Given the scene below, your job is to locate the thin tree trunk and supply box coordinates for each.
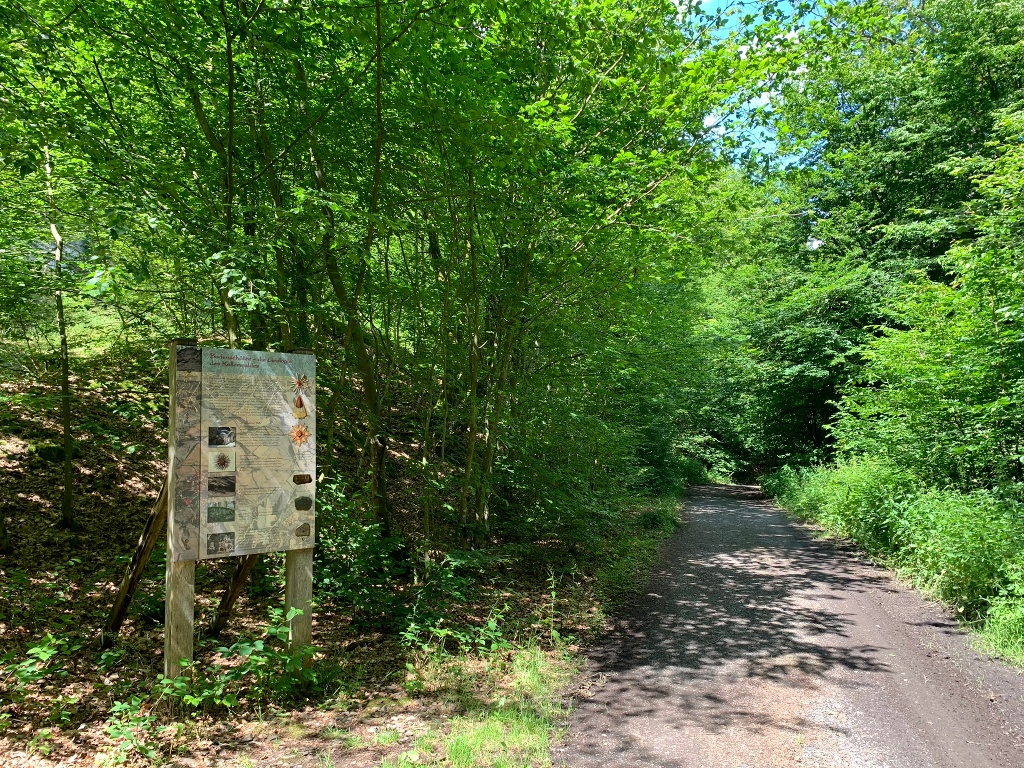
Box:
[43,145,77,532]
[323,362,349,478]
[472,247,530,543]
[357,0,393,535]
[460,239,481,539]
[186,15,239,347]
[474,329,514,542]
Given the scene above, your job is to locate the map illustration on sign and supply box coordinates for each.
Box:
[169,347,316,561]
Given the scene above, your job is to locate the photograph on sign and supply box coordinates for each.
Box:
[207,532,235,556]
[207,499,235,523]
[208,448,236,472]
[209,427,236,447]
[208,475,236,494]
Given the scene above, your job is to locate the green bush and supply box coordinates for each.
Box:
[894,490,1023,618]
[157,607,318,712]
[313,483,411,624]
[982,553,1024,663]
[763,459,916,555]
[759,466,801,506]
[676,457,710,487]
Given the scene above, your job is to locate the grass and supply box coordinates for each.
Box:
[374,728,402,746]
[594,494,680,609]
[445,646,569,767]
[377,643,575,768]
[981,598,1024,665]
[322,727,363,748]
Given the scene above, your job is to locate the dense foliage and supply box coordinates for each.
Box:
[698,0,1024,661]
[1,0,742,545]
[5,1,1024,764]
[0,0,807,611]
[0,2,809,759]
[4,0,1024,737]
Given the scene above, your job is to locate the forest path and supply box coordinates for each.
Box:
[553,485,1024,768]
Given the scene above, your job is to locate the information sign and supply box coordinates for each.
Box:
[169,346,316,561]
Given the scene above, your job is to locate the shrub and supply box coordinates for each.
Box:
[676,457,710,487]
[759,466,801,505]
[894,490,1023,618]
[157,607,318,712]
[982,553,1024,664]
[764,459,916,555]
[313,483,411,624]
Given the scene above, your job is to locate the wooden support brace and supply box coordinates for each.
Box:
[209,553,260,637]
[101,482,168,648]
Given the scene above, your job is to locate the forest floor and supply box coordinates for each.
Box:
[553,485,1024,768]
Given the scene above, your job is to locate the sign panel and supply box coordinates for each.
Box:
[169,346,316,561]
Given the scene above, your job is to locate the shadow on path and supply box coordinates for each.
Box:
[556,484,895,767]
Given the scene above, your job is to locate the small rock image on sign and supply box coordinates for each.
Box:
[208,475,236,494]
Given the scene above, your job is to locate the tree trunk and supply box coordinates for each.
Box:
[459,239,481,542]
[43,145,77,532]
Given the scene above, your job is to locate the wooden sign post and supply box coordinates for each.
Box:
[165,341,316,678]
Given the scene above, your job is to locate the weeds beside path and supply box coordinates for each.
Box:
[763,461,1024,665]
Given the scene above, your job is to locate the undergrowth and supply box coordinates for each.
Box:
[0,493,681,765]
[594,495,680,609]
[763,459,1024,664]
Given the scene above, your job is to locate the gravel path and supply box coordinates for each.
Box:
[553,485,1024,768]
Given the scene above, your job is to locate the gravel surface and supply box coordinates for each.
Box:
[553,485,1024,768]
